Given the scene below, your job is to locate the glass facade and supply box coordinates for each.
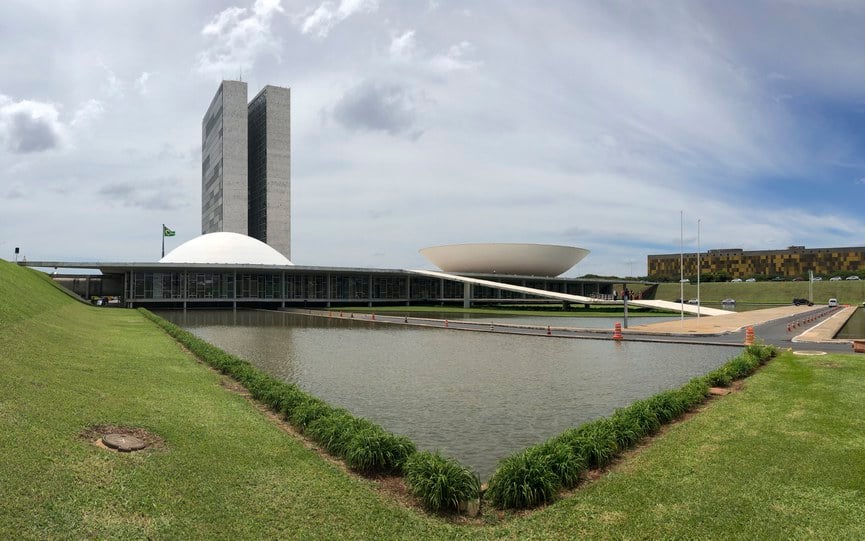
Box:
[122,268,618,307]
[247,90,268,242]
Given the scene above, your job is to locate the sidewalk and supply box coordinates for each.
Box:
[626,305,820,335]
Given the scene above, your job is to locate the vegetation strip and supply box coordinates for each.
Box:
[486,343,778,509]
[138,308,481,512]
[3,260,865,537]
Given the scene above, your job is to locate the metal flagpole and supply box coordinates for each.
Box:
[680,211,684,323]
[162,224,165,258]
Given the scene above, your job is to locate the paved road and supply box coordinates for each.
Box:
[288,306,860,354]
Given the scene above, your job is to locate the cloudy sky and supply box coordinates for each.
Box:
[1,0,863,276]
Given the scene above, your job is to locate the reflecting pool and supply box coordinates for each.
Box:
[836,308,865,339]
[161,309,739,479]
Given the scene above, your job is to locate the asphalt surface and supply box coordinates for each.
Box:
[289,306,861,354]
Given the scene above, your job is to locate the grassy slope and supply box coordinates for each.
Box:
[2,259,864,539]
[0,261,446,539]
[656,280,865,305]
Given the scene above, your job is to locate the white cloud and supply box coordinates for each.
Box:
[100,61,124,98]
[197,0,284,76]
[389,30,416,60]
[135,72,152,95]
[71,99,105,127]
[429,40,480,72]
[0,95,64,153]
[299,0,378,38]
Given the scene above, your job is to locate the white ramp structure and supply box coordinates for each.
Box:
[409,269,733,316]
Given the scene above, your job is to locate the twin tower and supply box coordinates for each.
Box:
[202,80,291,259]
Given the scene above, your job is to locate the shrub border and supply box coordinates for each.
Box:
[138,308,480,512]
[140,308,776,513]
[486,343,778,509]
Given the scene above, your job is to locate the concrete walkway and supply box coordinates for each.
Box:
[627,305,820,335]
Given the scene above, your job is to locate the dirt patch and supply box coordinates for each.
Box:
[81,424,165,452]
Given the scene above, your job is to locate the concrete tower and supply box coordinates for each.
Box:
[201,81,290,259]
[247,85,291,259]
[201,80,248,235]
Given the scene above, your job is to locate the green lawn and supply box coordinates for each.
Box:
[656,280,865,306]
[2,259,864,539]
[330,304,670,317]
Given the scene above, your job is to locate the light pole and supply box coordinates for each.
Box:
[697,218,701,318]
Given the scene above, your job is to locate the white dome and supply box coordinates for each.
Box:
[420,243,589,277]
[160,232,293,266]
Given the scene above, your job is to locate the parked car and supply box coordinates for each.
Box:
[721,298,736,304]
[679,278,690,283]
[745,278,756,282]
[813,276,823,281]
[731,278,742,283]
[846,275,860,280]
[688,299,700,305]
[828,298,838,307]
[830,276,842,281]
[792,298,813,306]
[771,276,784,281]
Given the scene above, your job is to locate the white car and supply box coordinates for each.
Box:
[745,278,756,282]
[828,298,838,307]
[731,278,742,283]
[813,277,823,281]
[830,277,842,281]
[846,276,860,280]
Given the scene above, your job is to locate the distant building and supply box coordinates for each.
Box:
[202,81,291,258]
[647,245,865,280]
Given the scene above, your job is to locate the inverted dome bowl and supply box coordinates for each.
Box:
[419,243,589,277]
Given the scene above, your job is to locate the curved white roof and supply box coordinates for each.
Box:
[420,243,589,277]
[160,232,293,266]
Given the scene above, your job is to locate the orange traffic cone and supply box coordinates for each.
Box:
[744,326,755,345]
[613,322,623,341]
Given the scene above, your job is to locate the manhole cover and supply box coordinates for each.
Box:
[102,433,148,452]
[793,350,827,356]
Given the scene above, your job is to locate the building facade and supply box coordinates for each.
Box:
[202,81,291,258]
[647,245,865,280]
[202,80,248,235]
[247,85,291,259]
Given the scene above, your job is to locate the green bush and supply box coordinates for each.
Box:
[288,397,333,431]
[625,400,662,435]
[306,411,373,456]
[485,343,778,510]
[138,308,421,476]
[560,420,619,469]
[344,428,416,473]
[537,440,585,488]
[486,447,560,509]
[405,451,481,512]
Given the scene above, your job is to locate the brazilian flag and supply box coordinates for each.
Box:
[163,225,176,237]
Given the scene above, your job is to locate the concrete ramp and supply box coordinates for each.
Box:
[409,270,733,316]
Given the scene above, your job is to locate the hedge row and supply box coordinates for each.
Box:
[139,309,481,512]
[486,343,778,509]
[139,309,415,473]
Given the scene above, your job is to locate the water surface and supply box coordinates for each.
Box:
[163,309,738,479]
[836,308,865,339]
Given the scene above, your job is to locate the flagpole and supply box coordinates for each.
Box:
[680,211,684,324]
[162,224,165,259]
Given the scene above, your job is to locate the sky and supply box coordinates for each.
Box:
[1,0,864,277]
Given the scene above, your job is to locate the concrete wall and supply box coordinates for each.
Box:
[202,80,248,235]
[264,85,291,260]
